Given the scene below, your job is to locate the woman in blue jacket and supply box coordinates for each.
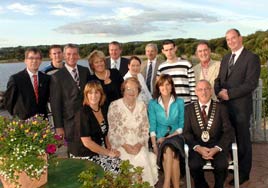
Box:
[148,74,184,188]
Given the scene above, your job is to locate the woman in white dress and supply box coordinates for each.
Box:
[123,56,152,104]
[108,77,158,186]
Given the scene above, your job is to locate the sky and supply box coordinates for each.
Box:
[0,0,268,48]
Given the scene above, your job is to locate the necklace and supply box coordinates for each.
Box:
[90,106,100,112]
[123,100,135,110]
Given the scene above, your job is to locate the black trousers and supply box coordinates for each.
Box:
[229,109,252,180]
[189,150,228,188]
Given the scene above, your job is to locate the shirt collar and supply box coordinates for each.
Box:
[198,100,211,108]
[65,63,78,72]
[26,68,38,77]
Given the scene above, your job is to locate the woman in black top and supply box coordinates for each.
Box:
[88,50,124,105]
[71,81,121,173]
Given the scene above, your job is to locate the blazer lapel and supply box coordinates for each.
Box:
[23,69,37,103]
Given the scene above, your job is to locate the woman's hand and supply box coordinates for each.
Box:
[157,137,165,145]
[108,148,120,158]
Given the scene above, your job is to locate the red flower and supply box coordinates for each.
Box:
[46,144,57,154]
[54,134,62,141]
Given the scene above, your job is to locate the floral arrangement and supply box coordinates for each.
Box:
[0,115,62,186]
[78,160,151,188]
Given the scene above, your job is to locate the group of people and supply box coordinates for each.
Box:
[4,28,261,188]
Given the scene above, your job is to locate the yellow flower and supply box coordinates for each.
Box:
[42,134,47,139]
[32,121,37,125]
[33,133,38,139]
[25,129,30,133]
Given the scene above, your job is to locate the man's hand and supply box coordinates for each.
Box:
[218,89,229,101]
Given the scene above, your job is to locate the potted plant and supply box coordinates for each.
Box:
[0,115,62,188]
[78,160,151,188]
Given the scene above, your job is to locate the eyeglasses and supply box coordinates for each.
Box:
[196,88,211,92]
[125,87,138,93]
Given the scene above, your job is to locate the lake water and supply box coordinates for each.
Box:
[0,60,88,91]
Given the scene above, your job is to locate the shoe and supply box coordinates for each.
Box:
[229,176,249,185]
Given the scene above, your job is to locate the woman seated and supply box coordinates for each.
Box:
[123,56,152,104]
[148,74,185,188]
[108,77,158,186]
[70,81,121,173]
[88,50,124,105]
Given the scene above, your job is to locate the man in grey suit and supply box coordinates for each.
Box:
[106,41,129,77]
[214,28,261,185]
[141,43,162,95]
[50,44,91,156]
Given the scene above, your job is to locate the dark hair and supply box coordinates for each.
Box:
[49,45,62,54]
[24,47,42,59]
[109,41,122,49]
[128,56,142,65]
[121,77,141,95]
[226,28,241,36]
[162,39,176,48]
[153,74,176,99]
[196,40,210,51]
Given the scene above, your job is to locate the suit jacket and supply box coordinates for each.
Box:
[183,101,234,152]
[106,57,129,77]
[141,58,162,94]
[193,60,220,100]
[50,65,90,145]
[214,48,261,116]
[4,69,50,120]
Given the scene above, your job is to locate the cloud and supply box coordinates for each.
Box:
[49,4,83,17]
[54,8,218,36]
[7,3,37,15]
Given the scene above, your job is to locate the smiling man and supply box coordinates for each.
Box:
[193,41,220,100]
[4,47,50,120]
[214,28,261,185]
[184,80,234,188]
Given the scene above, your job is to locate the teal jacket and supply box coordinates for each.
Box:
[148,97,184,139]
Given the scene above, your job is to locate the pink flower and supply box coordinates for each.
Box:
[54,134,62,141]
[46,144,57,154]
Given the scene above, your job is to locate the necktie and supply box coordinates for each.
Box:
[146,62,152,92]
[201,105,207,124]
[228,54,236,76]
[72,68,80,87]
[33,75,38,103]
[112,60,117,69]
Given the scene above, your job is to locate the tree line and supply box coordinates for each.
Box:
[0,30,268,65]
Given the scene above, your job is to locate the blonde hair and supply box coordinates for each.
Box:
[83,81,106,106]
[87,50,106,72]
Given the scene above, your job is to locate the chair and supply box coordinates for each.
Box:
[184,143,239,188]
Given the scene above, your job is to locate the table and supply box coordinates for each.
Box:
[0,158,104,188]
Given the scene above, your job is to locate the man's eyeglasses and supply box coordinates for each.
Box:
[26,57,41,60]
[196,88,211,92]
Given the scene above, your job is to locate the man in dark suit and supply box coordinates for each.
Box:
[50,44,91,156]
[184,80,234,188]
[141,43,162,95]
[214,28,261,185]
[5,48,50,120]
[106,41,129,76]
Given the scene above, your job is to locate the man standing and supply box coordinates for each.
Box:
[106,41,129,76]
[5,48,50,120]
[141,43,162,95]
[214,28,261,185]
[50,44,91,156]
[193,41,220,100]
[184,80,234,188]
[42,44,64,75]
[157,39,196,104]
